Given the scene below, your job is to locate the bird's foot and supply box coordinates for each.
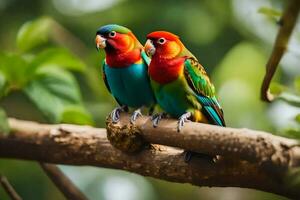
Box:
[110,106,127,123]
[151,113,166,128]
[177,112,191,132]
[130,108,142,124]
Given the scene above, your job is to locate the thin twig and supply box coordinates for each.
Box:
[261,0,300,102]
[0,175,22,200]
[40,163,88,200]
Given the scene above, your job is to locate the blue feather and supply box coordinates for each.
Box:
[103,61,155,108]
[196,95,225,126]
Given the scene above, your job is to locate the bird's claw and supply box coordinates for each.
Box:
[110,106,126,123]
[151,113,165,128]
[130,109,142,124]
[177,112,191,132]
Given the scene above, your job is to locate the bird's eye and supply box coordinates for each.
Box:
[157,38,166,44]
[108,31,116,38]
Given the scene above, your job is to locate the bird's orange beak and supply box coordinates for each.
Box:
[144,39,156,57]
[95,35,107,51]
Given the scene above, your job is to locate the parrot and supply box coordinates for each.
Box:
[95,24,155,123]
[144,31,225,161]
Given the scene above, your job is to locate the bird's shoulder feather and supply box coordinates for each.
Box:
[183,57,225,126]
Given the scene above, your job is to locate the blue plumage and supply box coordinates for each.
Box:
[96,24,155,123]
[96,24,131,35]
[196,95,225,126]
[103,53,155,107]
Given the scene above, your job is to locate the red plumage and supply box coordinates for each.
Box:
[147,31,180,41]
[147,31,185,84]
[148,57,185,84]
[105,32,141,67]
[106,49,141,67]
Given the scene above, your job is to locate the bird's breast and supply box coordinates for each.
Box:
[105,49,141,67]
[149,57,185,84]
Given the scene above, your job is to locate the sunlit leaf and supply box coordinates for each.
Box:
[258,7,281,18]
[17,16,53,52]
[61,106,94,125]
[269,82,287,96]
[24,67,90,123]
[0,108,10,135]
[295,114,300,124]
[294,77,300,92]
[30,48,86,72]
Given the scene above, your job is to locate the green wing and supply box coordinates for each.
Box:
[184,57,225,126]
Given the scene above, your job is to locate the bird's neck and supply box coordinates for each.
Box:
[106,48,142,68]
[149,56,186,84]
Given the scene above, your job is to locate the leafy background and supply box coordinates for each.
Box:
[0,0,299,199]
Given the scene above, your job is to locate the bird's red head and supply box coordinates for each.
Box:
[95,24,141,54]
[96,32,137,54]
[145,31,184,59]
[95,24,142,67]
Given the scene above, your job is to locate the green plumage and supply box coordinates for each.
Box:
[151,57,225,126]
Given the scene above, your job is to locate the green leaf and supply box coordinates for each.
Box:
[0,53,32,90]
[283,128,300,140]
[0,108,10,135]
[294,77,300,92]
[258,7,281,18]
[0,72,8,98]
[278,92,300,107]
[295,114,300,124]
[269,82,287,96]
[24,67,91,123]
[61,106,94,125]
[30,48,86,72]
[17,17,53,52]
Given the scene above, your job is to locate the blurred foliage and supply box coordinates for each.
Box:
[0,108,9,135]
[213,42,270,129]
[17,16,53,52]
[0,0,299,199]
[0,17,93,125]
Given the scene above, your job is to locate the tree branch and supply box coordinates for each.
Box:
[107,115,300,171]
[0,175,22,200]
[261,0,300,102]
[39,163,88,200]
[0,116,300,199]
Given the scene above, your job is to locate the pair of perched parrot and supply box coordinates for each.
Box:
[95,24,225,161]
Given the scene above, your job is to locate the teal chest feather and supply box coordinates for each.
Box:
[104,62,155,108]
[152,78,190,118]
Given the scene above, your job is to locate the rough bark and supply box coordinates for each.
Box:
[107,115,300,172]
[0,117,300,199]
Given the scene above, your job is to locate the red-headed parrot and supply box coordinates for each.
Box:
[145,31,225,160]
[96,24,155,123]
